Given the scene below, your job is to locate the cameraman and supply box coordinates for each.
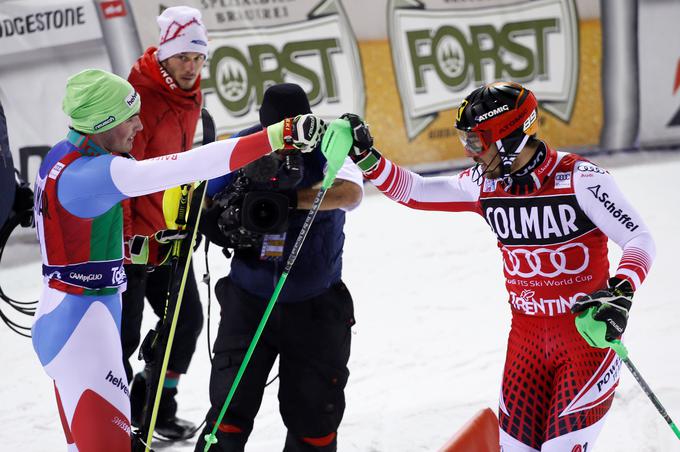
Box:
[196,83,363,452]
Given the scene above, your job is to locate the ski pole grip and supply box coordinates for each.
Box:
[174,184,191,227]
[320,118,353,190]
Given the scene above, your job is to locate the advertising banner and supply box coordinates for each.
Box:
[0,0,111,184]
[638,0,680,147]
[388,0,579,140]
[128,0,364,140]
[6,0,677,178]
[0,0,102,57]
[367,0,603,166]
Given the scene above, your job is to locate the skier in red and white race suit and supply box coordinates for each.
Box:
[343,82,655,451]
[31,68,324,452]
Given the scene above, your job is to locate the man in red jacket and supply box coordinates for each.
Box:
[121,5,208,440]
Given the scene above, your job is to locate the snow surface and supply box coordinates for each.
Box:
[1,152,679,452]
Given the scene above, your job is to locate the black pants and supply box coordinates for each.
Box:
[195,277,355,452]
[121,263,203,382]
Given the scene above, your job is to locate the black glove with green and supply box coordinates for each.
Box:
[571,277,634,346]
[341,113,382,172]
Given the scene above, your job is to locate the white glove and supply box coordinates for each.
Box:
[290,114,327,151]
[267,114,327,153]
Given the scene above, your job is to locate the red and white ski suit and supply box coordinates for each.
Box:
[362,145,655,451]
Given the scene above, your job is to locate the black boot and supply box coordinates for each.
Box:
[155,386,197,441]
[130,372,197,441]
[129,372,147,428]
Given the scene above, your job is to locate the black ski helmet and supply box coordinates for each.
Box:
[455,81,538,163]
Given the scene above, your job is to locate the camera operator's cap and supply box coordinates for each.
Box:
[62,69,141,134]
[157,6,209,62]
[259,83,312,127]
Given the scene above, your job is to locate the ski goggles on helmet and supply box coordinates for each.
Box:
[457,129,492,156]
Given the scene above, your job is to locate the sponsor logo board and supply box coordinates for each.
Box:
[388,0,579,139]
[0,1,102,57]
[198,0,365,138]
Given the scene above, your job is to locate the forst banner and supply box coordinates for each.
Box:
[638,0,680,147]
[0,0,608,176]
[128,0,364,141]
[388,0,579,139]
[377,0,601,166]
[128,0,599,166]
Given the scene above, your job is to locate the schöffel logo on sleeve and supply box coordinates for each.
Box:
[586,184,639,231]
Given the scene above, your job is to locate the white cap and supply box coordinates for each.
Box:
[156,6,208,62]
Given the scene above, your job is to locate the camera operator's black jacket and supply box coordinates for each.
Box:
[0,101,16,228]
[206,125,347,303]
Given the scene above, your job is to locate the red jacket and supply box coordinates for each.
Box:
[124,47,202,262]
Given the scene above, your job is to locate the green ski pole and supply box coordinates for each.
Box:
[576,308,680,440]
[203,118,354,451]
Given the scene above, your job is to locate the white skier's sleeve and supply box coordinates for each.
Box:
[59,130,274,218]
[362,155,481,213]
[573,161,656,290]
[110,132,272,197]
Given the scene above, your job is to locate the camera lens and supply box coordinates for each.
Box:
[242,192,289,234]
[249,198,280,230]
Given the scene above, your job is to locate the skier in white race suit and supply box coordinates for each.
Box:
[31,68,324,452]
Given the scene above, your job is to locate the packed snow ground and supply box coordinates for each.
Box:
[1,152,679,451]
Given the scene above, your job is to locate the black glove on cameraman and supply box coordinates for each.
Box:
[341,113,382,172]
[571,277,634,342]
